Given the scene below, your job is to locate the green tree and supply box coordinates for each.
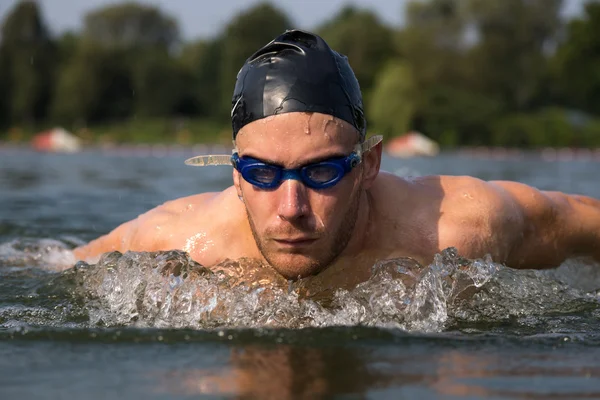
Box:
[0,47,9,129]
[400,0,487,144]
[368,60,416,139]
[401,0,470,89]
[52,2,185,125]
[82,1,179,50]
[491,108,574,148]
[317,6,396,98]
[52,45,134,124]
[414,86,502,146]
[219,3,292,118]
[0,0,56,127]
[178,39,224,117]
[552,1,600,115]
[132,49,187,116]
[466,0,563,111]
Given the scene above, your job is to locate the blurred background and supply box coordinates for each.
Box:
[0,0,599,150]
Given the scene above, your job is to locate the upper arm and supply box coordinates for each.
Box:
[492,181,600,268]
[72,218,137,263]
[437,177,524,262]
[73,206,175,263]
[72,192,223,264]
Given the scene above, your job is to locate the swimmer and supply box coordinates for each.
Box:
[74,30,600,284]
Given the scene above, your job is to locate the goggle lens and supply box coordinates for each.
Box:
[302,163,343,185]
[245,165,279,186]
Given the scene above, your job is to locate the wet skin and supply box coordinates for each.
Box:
[74,112,600,285]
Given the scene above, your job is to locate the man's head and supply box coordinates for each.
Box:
[230,30,381,279]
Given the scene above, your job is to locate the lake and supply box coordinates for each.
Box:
[2,145,600,399]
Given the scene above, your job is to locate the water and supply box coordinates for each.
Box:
[2,147,600,399]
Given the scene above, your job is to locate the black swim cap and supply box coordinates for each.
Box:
[231,30,366,141]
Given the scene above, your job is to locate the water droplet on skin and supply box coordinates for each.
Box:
[321,115,335,136]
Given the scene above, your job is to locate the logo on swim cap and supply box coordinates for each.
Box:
[231,30,366,141]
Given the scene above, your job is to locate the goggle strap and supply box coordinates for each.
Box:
[184,154,232,167]
[184,134,383,167]
[356,135,383,158]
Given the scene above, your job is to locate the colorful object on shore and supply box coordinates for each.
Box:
[31,127,81,153]
[386,132,439,158]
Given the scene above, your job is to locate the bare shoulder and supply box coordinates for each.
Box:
[437,175,516,208]
[131,187,242,246]
[143,191,224,223]
[377,174,524,261]
[371,172,510,213]
[74,187,243,262]
[370,172,600,267]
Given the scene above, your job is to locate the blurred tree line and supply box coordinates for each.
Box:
[1,0,599,147]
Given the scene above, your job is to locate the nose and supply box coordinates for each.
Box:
[277,179,310,221]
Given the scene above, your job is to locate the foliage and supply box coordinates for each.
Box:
[82,1,179,49]
[318,6,397,98]
[401,0,470,90]
[466,0,563,111]
[51,45,135,124]
[368,60,416,139]
[414,86,503,146]
[0,0,57,128]
[552,2,600,115]
[1,0,600,147]
[491,108,600,148]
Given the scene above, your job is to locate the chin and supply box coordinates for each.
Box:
[266,252,327,280]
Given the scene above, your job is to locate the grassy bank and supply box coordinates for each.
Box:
[3,118,232,145]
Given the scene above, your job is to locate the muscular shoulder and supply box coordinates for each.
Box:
[434,176,524,259]
[370,173,508,220]
[74,187,244,263]
[437,175,512,212]
[143,191,221,223]
[382,175,522,261]
[130,187,241,246]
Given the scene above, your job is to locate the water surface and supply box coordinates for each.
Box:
[2,147,600,399]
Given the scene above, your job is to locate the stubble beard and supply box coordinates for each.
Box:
[245,184,363,280]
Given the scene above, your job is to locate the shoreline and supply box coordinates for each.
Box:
[2,141,600,162]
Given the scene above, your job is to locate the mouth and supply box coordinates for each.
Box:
[273,237,318,248]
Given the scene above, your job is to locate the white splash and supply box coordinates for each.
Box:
[0,238,76,271]
[73,247,502,332]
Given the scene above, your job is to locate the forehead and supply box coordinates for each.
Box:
[235,112,359,162]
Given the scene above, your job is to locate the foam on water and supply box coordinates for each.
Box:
[1,239,599,332]
[0,238,77,271]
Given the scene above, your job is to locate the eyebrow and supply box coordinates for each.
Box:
[241,152,350,168]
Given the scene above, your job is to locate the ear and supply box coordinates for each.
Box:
[361,141,382,189]
[233,169,243,198]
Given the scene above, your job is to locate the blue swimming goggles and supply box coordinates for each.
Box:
[185,135,383,190]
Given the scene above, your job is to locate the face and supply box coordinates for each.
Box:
[233,112,375,279]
